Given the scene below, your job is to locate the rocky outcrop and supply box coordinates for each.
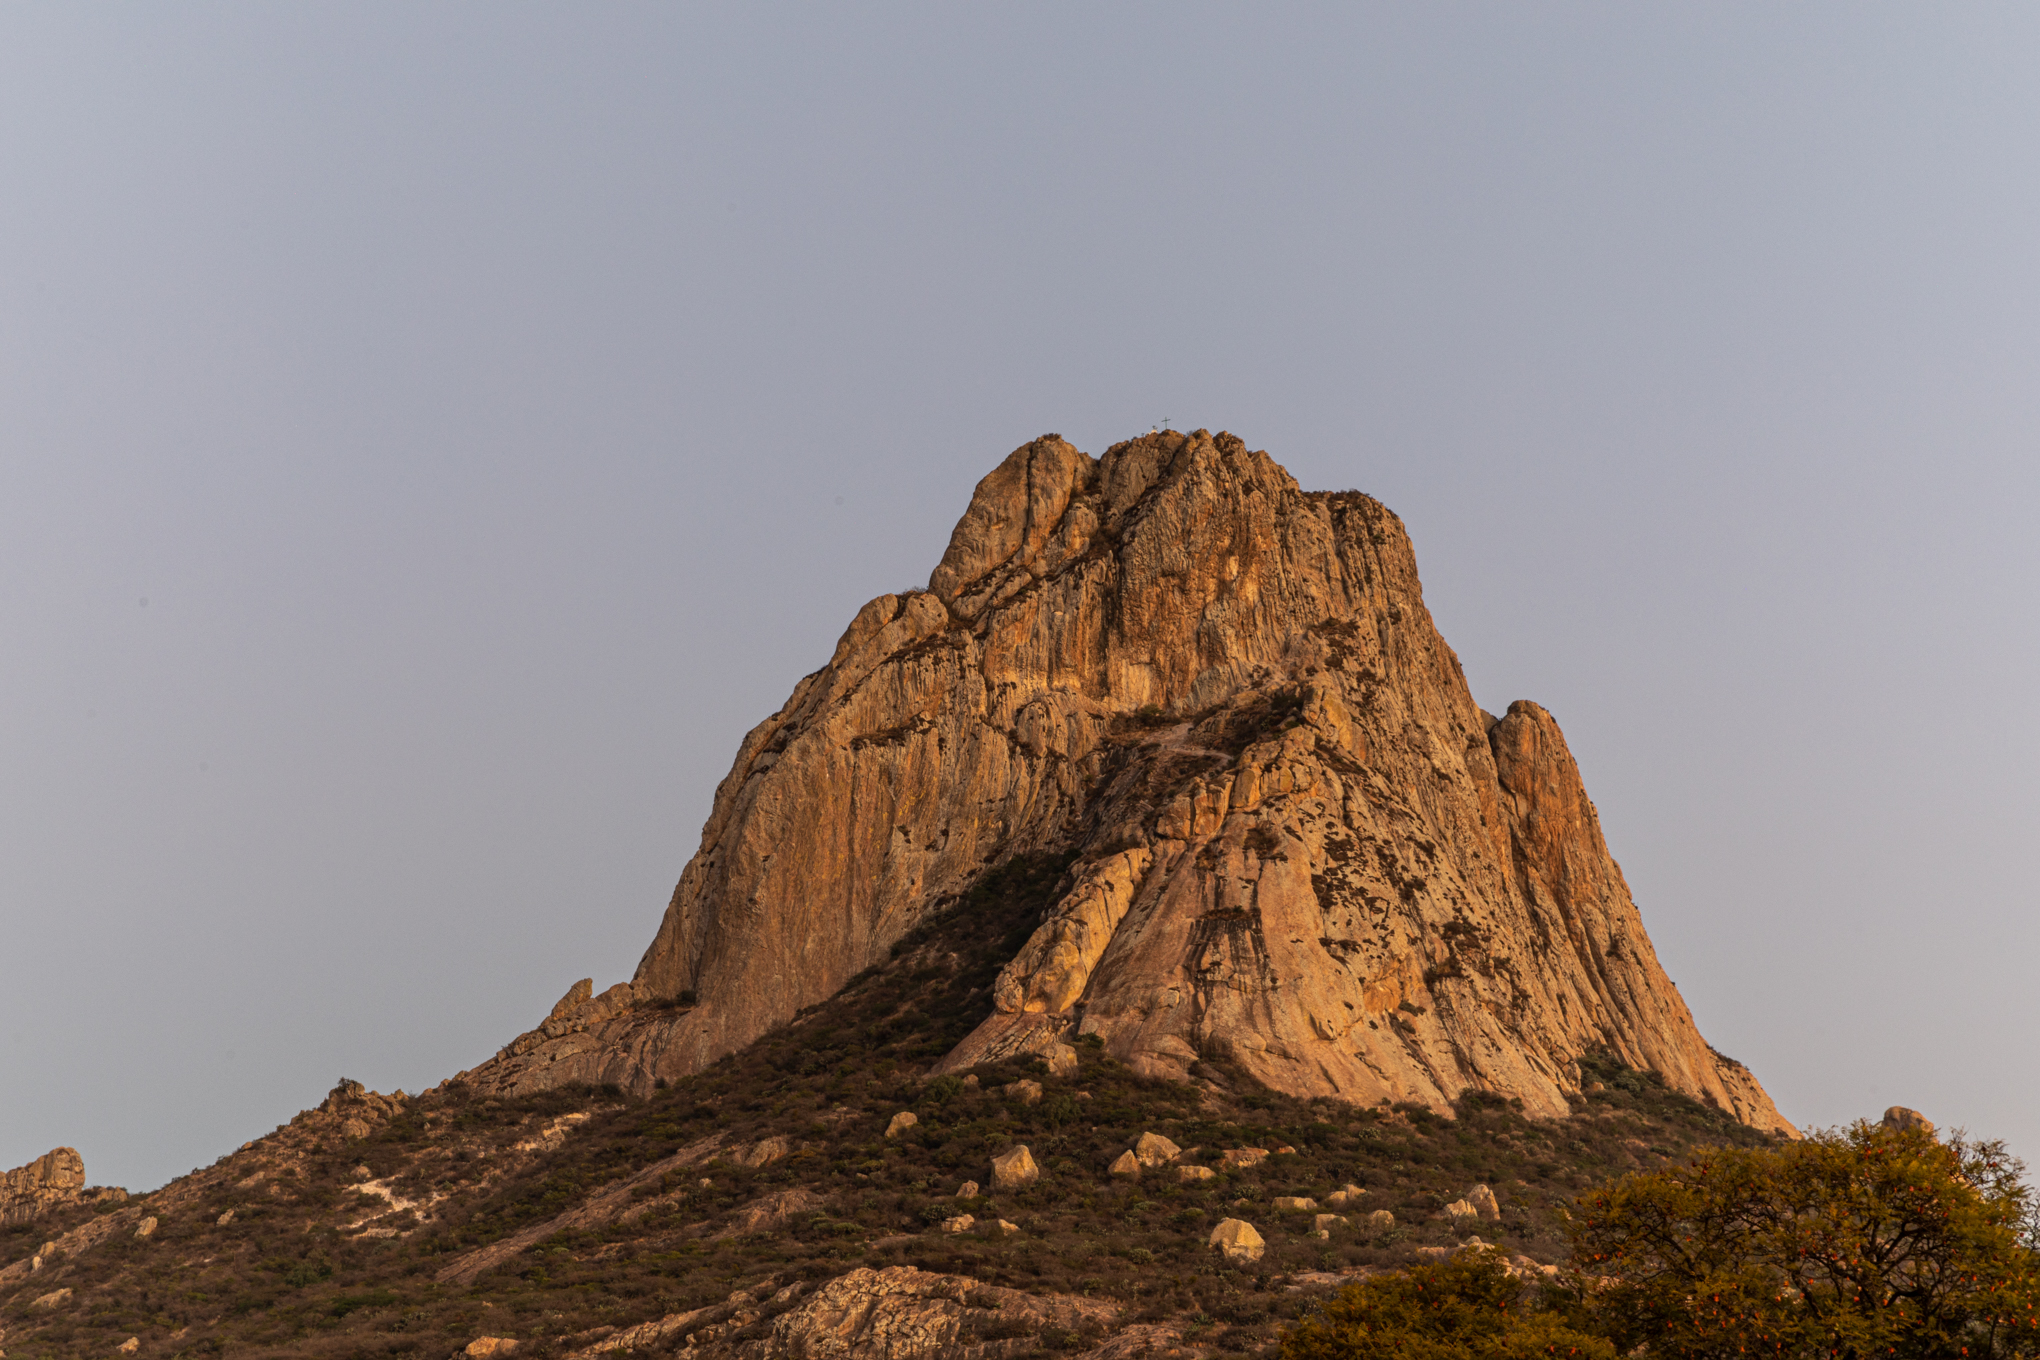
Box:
[0,1149,125,1226]
[472,429,1791,1134]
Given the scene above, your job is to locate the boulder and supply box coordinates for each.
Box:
[1314,1214,1346,1234]
[1443,1199,1479,1224]
[997,1220,1021,1235]
[941,1214,975,1234]
[216,1209,235,1226]
[30,1287,71,1309]
[1220,1148,1269,1170]
[730,1136,790,1169]
[1109,1151,1141,1179]
[1273,1196,1318,1212]
[956,1181,979,1199]
[465,1340,520,1358]
[991,1146,1039,1189]
[1326,1184,1366,1207]
[134,1216,157,1238]
[1883,1107,1935,1136]
[1177,1165,1218,1183]
[885,1112,918,1140]
[1003,1079,1043,1105]
[1367,1210,1396,1228]
[1208,1218,1265,1263]
[1468,1184,1500,1220]
[117,1339,140,1355]
[1133,1132,1182,1167]
[1044,1043,1079,1078]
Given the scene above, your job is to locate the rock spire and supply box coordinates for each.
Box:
[474,430,1792,1134]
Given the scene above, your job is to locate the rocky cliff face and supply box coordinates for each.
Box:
[475,430,1790,1135]
[1,1149,124,1227]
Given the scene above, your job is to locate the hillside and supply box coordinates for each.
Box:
[0,853,1774,1358]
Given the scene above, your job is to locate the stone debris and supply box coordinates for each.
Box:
[941,1214,975,1234]
[885,1112,919,1139]
[991,1145,1039,1189]
[1208,1218,1265,1263]
[1177,1164,1217,1183]
[1220,1148,1269,1170]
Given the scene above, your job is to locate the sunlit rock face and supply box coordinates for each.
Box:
[474,429,1792,1136]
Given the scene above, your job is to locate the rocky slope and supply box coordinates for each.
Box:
[0,852,1784,1359]
[475,429,1789,1136]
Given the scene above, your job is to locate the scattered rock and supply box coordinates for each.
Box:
[1133,1131,1182,1167]
[29,1288,70,1309]
[216,1209,235,1226]
[1326,1184,1367,1206]
[885,1112,919,1140]
[1208,1218,1265,1263]
[1274,1196,1318,1212]
[1313,1213,1346,1235]
[956,1181,979,1199]
[713,1188,826,1240]
[940,1214,975,1234]
[1274,1145,1298,1155]
[961,1075,979,1089]
[465,1339,520,1358]
[1109,1150,1141,1178]
[117,1339,140,1355]
[1468,1184,1500,1220]
[1220,1148,1269,1170]
[1443,1199,1479,1224]
[991,1145,1040,1189]
[1367,1210,1395,1228]
[1003,1079,1043,1105]
[134,1217,157,1239]
[1177,1165,1217,1183]
[1044,1043,1079,1078]
[997,1220,1020,1235]
[1883,1106,1935,1136]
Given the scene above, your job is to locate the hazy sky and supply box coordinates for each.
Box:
[4,5,2037,1193]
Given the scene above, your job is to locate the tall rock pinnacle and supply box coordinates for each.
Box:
[476,430,1792,1134]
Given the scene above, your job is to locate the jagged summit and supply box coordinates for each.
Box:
[474,429,1791,1135]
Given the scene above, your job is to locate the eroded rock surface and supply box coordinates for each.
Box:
[0,1149,124,1227]
[471,429,1791,1134]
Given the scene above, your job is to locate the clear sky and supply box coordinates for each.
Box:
[4,4,2037,1193]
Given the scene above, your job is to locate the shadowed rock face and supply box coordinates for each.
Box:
[474,430,1792,1135]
